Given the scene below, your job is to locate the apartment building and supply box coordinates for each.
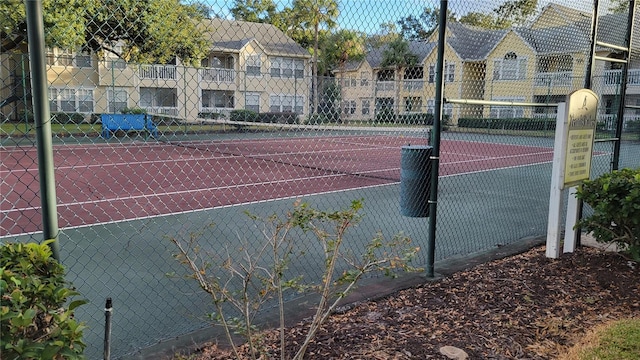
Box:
[0,18,312,122]
[335,3,640,126]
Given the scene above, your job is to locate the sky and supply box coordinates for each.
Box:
[203,0,616,35]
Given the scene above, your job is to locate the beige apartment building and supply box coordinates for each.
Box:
[1,18,312,123]
[334,3,640,126]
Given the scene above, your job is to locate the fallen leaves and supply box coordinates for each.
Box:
[187,246,639,359]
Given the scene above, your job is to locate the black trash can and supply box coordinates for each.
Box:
[400,145,432,217]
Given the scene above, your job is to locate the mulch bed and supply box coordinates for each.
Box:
[185,245,640,359]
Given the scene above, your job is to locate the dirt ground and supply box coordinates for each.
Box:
[182,244,640,359]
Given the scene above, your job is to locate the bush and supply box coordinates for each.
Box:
[197,112,224,120]
[121,107,147,115]
[257,112,298,124]
[375,108,396,123]
[230,109,258,122]
[626,119,640,140]
[458,117,556,131]
[1,241,87,359]
[576,168,640,261]
[51,112,97,124]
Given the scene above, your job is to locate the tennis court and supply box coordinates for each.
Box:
[1,129,556,236]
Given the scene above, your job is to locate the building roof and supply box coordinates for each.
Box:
[446,22,508,61]
[201,18,310,58]
[540,3,592,25]
[515,24,591,55]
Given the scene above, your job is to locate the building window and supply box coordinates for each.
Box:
[428,65,435,83]
[108,88,128,113]
[49,88,94,113]
[269,94,304,113]
[46,48,92,68]
[270,57,304,78]
[141,87,177,108]
[202,90,234,109]
[404,97,422,112]
[245,92,260,112]
[445,62,455,82]
[246,55,261,76]
[494,53,527,80]
[489,97,525,118]
[362,99,370,115]
[360,71,369,86]
[342,100,356,115]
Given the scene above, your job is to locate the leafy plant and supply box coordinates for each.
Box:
[170,199,420,359]
[576,168,640,261]
[1,240,87,359]
[121,107,148,115]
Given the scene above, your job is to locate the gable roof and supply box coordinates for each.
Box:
[342,41,437,71]
[515,23,591,54]
[446,22,508,61]
[201,18,310,58]
[539,3,592,25]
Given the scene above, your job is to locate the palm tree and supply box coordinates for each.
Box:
[380,35,418,122]
[292,0,339,114]
[325,30,365,121]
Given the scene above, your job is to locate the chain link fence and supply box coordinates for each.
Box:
[1,0,639,358]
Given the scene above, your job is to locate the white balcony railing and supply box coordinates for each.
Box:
[534,71,573,87]
[200,68,235,83]
[144,107,179,116]
[598,113,640,130]
[603,69,640,86]
[375,81,395,92]
[403,79,424,92]
[140,65,177,80]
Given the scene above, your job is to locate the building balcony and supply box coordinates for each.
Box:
[199,68,235,83]
[375,81,395,92]
[403,79,424,92]
[603,69,640,86]
[144,106,179,116]
[534,71,573,87]
[140,64,177,80]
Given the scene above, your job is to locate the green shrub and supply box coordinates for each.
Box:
[230,109,258,122]
[257,112,298,124]
[197,112,224,120]
[1,240,87,359]
[626,119,640,140]
[375,108,396,123]
[576,168,640,261]
[121,107,147,115]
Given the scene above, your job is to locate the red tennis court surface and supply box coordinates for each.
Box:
[1,135,554,236]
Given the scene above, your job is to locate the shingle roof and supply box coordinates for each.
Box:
[201,18,310,58]
[446,22,508,61]
[515,24,591,54]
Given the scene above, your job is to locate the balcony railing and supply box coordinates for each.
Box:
[534,71,573,87]
[403,79,424,92]
[375,81,395,92]
[144,107,179,116]
[598,113,640,130]
[140,65,177,80]
[603,69,640,86]
[200,68,235,83]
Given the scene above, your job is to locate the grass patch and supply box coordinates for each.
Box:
[559,318,640,360]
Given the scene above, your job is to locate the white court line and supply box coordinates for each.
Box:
[2,152,613,239]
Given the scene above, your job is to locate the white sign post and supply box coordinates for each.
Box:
[546,89,598,258]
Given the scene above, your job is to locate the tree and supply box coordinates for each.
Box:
[460,0,538,30]
[608,0,631,13]
[396,7,457,41]
[0,0,209,65]
[292,0,339,113]
[231,0,278,23]
[323,29,366,121]
[366,22,400,50]
[380,35,418,121]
